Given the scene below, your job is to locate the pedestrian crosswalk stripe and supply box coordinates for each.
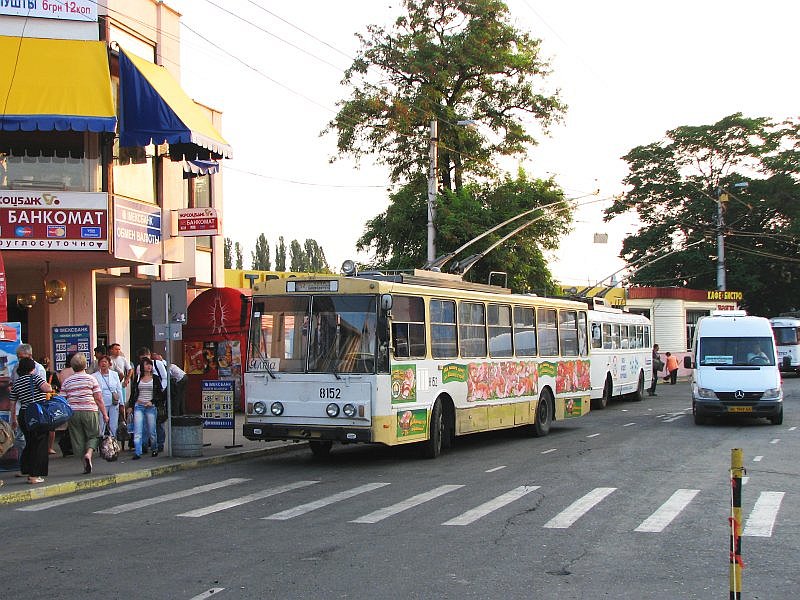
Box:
[351,485,464,524]
[743,491,785,537]
[264,482,390,520]
[17,476,182,512]
[634,489,699,532]
[177,481,319,517]
[443,485,541,526]
[544,487,617,529]
[93,478,250,514]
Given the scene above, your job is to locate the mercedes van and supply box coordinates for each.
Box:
[684,310,783,425]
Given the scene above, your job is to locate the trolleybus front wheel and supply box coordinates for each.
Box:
[309,440,333,458]
[421,399,444,459]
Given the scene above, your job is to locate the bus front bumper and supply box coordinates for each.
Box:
[243,422,373,443]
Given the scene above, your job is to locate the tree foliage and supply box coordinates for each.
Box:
[234,242,243,269]
[327,0,565,193]
[251,234,271,271]
[274,236,287,271]
[223,237,232,269]
[606,113,800,316]
[358,170,571,292]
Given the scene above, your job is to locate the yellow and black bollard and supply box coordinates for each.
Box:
[729,448,745,599]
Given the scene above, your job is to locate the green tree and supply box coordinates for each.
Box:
[234,242,243,269]
[275,236,287,271]
[223,237,232,269]
[304,239,331,273]
[358,170,571,292]
[326,0,565,193]
[289,239,306,272]
[251,234,271,270]
[605,113,800,316]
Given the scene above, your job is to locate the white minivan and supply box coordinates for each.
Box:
[684,310,783,425]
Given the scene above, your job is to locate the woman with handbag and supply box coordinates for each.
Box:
[9,357,53,484]
[92,355,123,439]
[62,353,109,475]
[126,357,164,459]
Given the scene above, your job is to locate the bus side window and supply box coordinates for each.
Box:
[602,323,612,350]
[391,296,426,358]
[591,322,602,349]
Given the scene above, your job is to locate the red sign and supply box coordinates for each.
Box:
[173,207,220,237]
[0,191,108,250]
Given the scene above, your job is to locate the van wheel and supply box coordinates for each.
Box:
[769,408,783,425]
[532,389,553,437]
[692,404,707,425]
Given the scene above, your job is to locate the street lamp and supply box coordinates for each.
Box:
[715,182,748,291]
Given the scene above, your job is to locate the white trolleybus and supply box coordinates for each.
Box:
[770,314,800,374]
[243,268,592,458]
[587,305,653,409]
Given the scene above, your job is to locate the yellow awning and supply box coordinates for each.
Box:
[0,36,116,132]
[118,50,232,159]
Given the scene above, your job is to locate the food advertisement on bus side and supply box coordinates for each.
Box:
[564,396,585,418]
[396,408,428,438]
[539,360,591,393]
[391,364,417,404]
[466,361,538,401]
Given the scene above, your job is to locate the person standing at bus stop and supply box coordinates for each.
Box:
[648,344,662,396]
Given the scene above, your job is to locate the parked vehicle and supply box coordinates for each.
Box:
[684,310,783,425]
[769,314,800,374]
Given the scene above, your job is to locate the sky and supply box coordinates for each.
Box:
[166,0,799,285]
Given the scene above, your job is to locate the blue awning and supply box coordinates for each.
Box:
[118,50,232,160]
[183,159,220,178]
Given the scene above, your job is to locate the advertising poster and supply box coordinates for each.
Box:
[184,341,205,374]
[0,322,22,465]
[52,325,91,371]
[201,379,234,429]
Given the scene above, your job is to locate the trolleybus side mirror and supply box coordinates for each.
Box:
[381,294,393,314]
[683,356,693,369]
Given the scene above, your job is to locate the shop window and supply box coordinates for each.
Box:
[112,138,156,203]
[686,310,709,350]
[1,132,100,192]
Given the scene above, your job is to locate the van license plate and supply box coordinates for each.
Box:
[728,406,752,413]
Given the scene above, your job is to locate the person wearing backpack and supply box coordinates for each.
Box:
[9,357,53,484]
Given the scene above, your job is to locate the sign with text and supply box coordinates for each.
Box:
[201,380,234,429]
[52,325,90,371]
[706,290,743,301]
[0,1,97,21]
[113,196,162,264]
[0,191,108,251]
[172,207,220,237]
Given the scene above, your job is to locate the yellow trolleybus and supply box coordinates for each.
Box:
[243,268,591,458]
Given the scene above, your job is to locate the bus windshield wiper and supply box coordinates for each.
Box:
[265,360,277,379]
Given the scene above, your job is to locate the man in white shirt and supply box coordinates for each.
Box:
[167,362,188,415]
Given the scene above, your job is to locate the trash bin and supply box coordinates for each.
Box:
[171,415,203,457]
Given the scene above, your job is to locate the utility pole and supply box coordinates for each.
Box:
[716,188,727,291]
[427,119,438,264]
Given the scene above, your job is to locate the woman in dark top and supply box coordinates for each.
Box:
[9,357,53,484]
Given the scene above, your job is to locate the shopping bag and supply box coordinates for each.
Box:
[99,426,121,462]
[24,395,73,431]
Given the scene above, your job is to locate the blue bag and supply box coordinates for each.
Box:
[24,395,73,431]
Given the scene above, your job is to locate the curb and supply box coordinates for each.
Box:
[0,441,306,506]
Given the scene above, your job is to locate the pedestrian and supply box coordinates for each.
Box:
[62,353,109,474]
[140,349,169,452]
[664,352,679,384]
[58,351,76,386]
[648,344,662,396]
[87,345,106,374]
[9,357,53,484]
[92,355,123,438]
[109,344,134,449]
[127,356,164,459]
[40,355,61,455]
[168,361,188,416]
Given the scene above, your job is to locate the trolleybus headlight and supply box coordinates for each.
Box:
[270,401,284,416]
[326,403,340,417]
[342,403,356,418]
[253,401,267,415]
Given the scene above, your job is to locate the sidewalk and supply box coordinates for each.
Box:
[0,414,305,506]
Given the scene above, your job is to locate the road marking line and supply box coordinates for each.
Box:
[663,415,685,422]
[770,439,780,444]
[634,489,699,533]
[485,466,506,473]
[17,476,181,512]
[94,478,249,514]
[189,588,225,600]
[351,484,463,524]
[789,426,797,431]
[443,486,541,526]
[264,482,389,520]
[623,422,636,427]
[541,448,557,454]
[753,455,763,462]
[743,491,785,537]
[177,481,319,517]
[586,433,600,438]
[544,487,617,529]
[742,477,750,485]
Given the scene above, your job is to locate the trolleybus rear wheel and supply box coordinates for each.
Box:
[532,389,553,437]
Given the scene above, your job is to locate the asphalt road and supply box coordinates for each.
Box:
[3,378,798,600]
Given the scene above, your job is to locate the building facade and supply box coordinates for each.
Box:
[0,1,230,367]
